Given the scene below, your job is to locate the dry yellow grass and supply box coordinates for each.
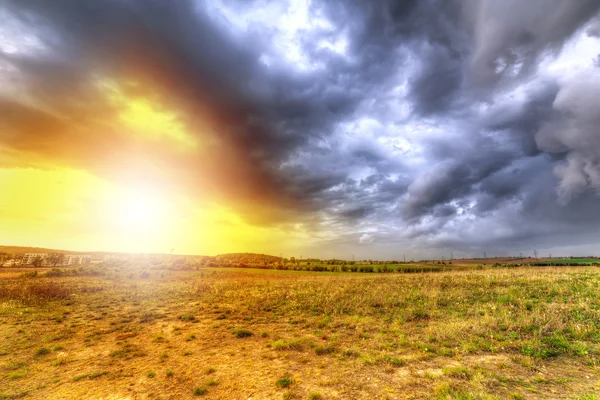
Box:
[1,266,600,399]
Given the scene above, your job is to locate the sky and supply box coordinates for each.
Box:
[2,0,600,259]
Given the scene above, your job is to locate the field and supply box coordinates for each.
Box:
[2,265,600,399]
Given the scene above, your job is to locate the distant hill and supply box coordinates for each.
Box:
[0,245,150,256]
[0,245,74,254]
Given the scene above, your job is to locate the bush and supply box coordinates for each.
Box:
[233,328,253,338]
[35,347,50,356]
[193,386,208,396]
[276,375,294,388]
[179,313,196,322]
[314,344,336,355]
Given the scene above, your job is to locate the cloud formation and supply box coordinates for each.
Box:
[2,0,600,257]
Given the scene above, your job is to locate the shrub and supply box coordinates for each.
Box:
[271,339,305,351]
[179,313,196,322]
[193,386,208,396]
[35,347,51,356]
[342,349,360,358]
[233,328,253,338]
[276,375,294,388]
[314,344,336,355]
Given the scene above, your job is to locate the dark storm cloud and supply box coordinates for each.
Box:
[315,0,469,115]
[3,0,600,256]
[484,82,560,156]
[409,40,465,115]
[399,81,561,223]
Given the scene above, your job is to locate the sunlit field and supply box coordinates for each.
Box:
[2,265,600,399]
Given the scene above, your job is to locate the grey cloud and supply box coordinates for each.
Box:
[484,81,559,156]
[467,0,600,86]
[534,72,600,202]
[399,138,517,221]
[409,40,465,115]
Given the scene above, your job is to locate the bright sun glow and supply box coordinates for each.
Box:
[103,184,178,253]
[112,188,170,231]
[0,166,309,255]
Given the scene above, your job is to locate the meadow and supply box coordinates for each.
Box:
[1,264,600,399]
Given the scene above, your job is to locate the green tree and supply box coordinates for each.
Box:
[48,253,65,267]
[32,256,44,267]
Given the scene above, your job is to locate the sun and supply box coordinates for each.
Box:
[114,186,170,230]
[117,191,164,229]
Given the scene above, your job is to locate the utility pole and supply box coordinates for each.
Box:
[484,252,487,259]
[403,254,406,263]
[533,249,538,259]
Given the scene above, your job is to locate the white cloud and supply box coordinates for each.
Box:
[359,233,375,244]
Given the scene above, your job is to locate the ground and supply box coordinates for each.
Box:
[1,265,600,399]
